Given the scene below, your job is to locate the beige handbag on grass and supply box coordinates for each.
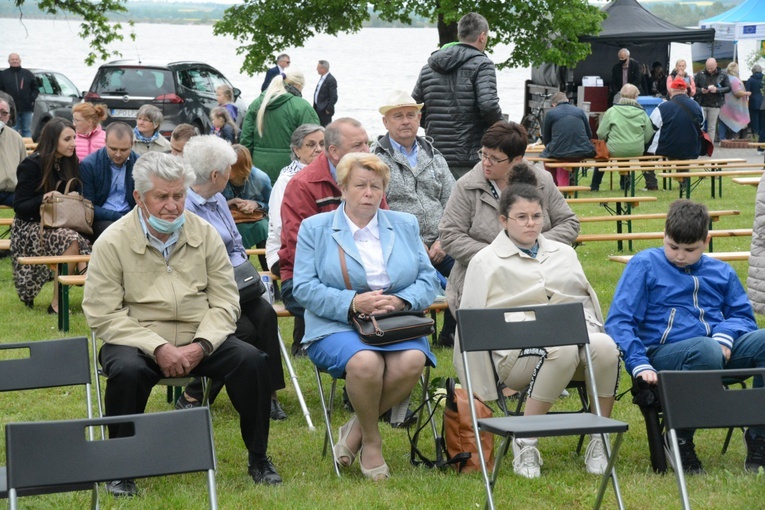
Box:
[39,178,94,239]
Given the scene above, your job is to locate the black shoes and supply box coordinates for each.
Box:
[248,456,283,485]
[745,429,765,473]
[666,436,704,475]
[270,399,287,421]
[436,332,454,348]
[106,479,137,497]
[175,393,201,410]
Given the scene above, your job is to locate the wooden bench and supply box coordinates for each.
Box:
[656,167,765,199]
[557,185,591,198]
[18,255,91,332]
[566,196,658,250]
[0,239,9,251]
[576,229,752,253]
[579,209,740,251]
[528,155,665,188]
[609,251,750,264]
[732,177,761,187]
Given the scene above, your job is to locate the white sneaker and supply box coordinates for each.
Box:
[585,435,608,475]
[512,438,542,478]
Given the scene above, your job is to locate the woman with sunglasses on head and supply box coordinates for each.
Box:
[455,164,619,479]
[439,120,579,329]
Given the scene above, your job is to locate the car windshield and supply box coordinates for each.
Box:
[92,67,174,97]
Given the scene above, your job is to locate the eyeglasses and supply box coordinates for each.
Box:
[478,149,510,165]
[505,213,544,225]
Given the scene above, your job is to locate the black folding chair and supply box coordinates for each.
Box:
[0,337,95,503]
[457,303,628,510]
[658,368,765,510]
[6,408,218,510]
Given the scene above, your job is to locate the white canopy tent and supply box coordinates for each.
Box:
[699,0,765,41]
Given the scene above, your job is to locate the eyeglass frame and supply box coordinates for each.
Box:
[502,213,545,225]
[478,149,510,165]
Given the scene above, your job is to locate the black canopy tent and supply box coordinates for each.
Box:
[531,0,716,91]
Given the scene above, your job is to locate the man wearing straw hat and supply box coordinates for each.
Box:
[372,90,457,348]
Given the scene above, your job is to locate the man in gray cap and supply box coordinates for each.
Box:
[371,90,457,347]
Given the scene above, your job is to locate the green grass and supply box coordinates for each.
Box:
[2,174,765,509]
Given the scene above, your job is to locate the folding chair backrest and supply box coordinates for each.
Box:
[6,408,216,493]
[659,368,765,431]
[0,337,91,391]
[457,302,590,353]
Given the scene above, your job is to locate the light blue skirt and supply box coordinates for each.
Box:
[306,331,436,379]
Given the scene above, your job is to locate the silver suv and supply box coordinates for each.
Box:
[85,60,244,138]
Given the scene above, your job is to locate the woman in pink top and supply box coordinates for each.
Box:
[72,102,108,161]
[666,59,696,97]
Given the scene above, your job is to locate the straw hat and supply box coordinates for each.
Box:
[379,90,423,115]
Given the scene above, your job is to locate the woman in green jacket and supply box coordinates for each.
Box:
[240,69,320,183]
[590,84,654,191]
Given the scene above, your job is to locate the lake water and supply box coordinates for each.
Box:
[0,18,531,138]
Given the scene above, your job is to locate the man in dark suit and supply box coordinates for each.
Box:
[313,60,338,127]
[261,53,290,92]
[610,48,642,102]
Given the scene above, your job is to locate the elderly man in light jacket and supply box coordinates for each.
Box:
[83,152,281,498]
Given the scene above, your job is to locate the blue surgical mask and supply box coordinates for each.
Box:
[142,205,185,234]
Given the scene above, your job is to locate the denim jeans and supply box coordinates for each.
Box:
[12,110,33,138]
[647,331,765,438]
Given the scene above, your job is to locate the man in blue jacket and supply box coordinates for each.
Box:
[606,200,765,475]
[80,122,137,239]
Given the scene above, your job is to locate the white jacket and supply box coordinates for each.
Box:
[454,231,605,401]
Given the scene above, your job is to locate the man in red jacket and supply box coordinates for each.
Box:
[278,117,386,356]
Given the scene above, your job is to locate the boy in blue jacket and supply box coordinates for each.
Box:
[606,199,765,474]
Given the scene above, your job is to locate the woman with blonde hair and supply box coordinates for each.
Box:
[293,152,440,481]
[239,69,320,183]
[666,59,696,97]
[72,102,108,161]
[719,61,752,141]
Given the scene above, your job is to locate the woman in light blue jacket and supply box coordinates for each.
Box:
[293,153,439,482]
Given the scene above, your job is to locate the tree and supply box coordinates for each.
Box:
[9,0,133,65]
[214,0,605,75]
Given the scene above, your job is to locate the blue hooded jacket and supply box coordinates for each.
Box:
[605,247,757,377]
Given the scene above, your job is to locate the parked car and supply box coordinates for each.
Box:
[0,68,82,141]
[84,60,246,138]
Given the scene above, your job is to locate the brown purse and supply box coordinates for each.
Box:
[229,206,267,223]
[591,139,610,160]
[39,179,94,238]
[444,377,495,473]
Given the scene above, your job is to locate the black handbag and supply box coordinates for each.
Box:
[233,260,266,303]
[338,246,434,346]
[351,310,435,346]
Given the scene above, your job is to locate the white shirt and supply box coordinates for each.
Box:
[343,210,391,290]
[314,75,326,103]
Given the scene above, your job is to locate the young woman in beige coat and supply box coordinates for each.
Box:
[454,166,619,480]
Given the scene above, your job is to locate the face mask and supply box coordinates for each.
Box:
[142,205,185,234]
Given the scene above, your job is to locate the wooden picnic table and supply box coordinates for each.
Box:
[657,166,765,199]
[526,143,545,154]
[733,177,761,187]
[566,196,657,250]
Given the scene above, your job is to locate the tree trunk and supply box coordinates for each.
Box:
[437,12,458,47]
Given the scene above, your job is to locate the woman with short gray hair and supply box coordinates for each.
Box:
[133,104,172,155]
[177,135,288,420]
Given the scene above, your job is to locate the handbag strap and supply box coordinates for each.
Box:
[338,245,352,290]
